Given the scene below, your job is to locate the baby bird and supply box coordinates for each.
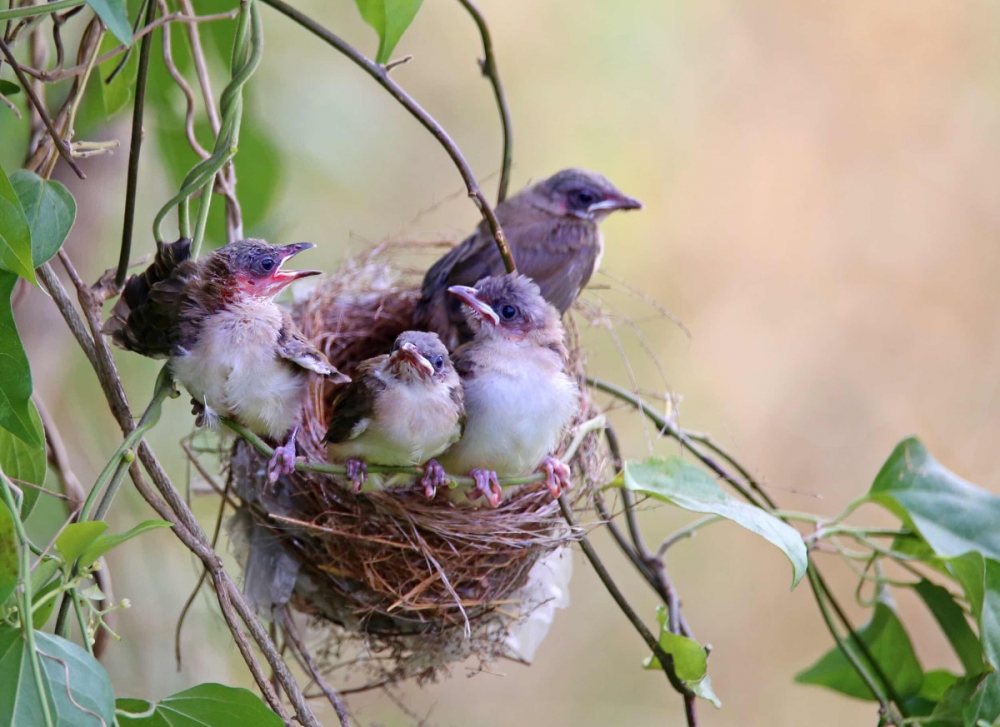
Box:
[324,331,464,498]
[437,274,579,507]
[414,168,641,349]
[104,238,346,482]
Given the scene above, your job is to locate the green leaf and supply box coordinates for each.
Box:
[31,578,63,630]
[616,457,807,587]
[0,162,35,284]
[795,598,924,701]
[55,522,108,564]
[352,0,423,64]
[962,671,1000,727]
[0,627,115,726]
[116,683,283,726]
[868,438,1000,562]
[97,32,138,117]
[78,519,172,568]
[0,272,43,448]
[929,674,986,726]
[914,579,986,676]
[10,170,76,267]
[642,606,721,707]
[86,0,132,46]
[0,401,46,519]
[0,81,18,96]
[946,553,1000,671]
[0,500,15,606]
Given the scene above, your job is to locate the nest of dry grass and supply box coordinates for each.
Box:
[226,243,609,684]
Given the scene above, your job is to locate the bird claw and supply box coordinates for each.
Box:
[539,455,572,499]
[346,458,368,492]
[469,469,502,507]
[267,428,299,484]
[420,459,447,499]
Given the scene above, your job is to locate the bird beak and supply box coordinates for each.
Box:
[272,242,322,284]
[589,193,643,213]
[391,342,435,377]
[447,285,500,326]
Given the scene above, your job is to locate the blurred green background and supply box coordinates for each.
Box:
[8,0,1000,724]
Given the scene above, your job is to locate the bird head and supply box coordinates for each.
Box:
[529,168,642,222]
[388,331,455,383]
[448,274,564,347]
[210,239,321,299]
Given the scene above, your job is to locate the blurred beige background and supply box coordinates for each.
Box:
[14,0,1000,724]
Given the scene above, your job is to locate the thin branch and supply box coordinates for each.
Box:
[115,0,158,289]
[259,0,516,274]
[557,495,695,706]
[0,35,84,179]
[281,609,351,727]
[455,0,512,203]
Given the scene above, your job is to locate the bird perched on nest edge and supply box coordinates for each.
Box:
[104,238,347,482]
[437,274,579,507]
[414,168,642,349]
[324,330,465,498]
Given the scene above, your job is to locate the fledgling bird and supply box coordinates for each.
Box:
[104,238,347,481]
[414,168,642,349]
[437,274,579,507]
[324,331,464,498]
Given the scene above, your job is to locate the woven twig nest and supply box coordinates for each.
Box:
[226,243,609,684]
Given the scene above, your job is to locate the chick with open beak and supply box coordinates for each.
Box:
[324,331,465,497]
[104,238,347,483]
[437,274,579,506]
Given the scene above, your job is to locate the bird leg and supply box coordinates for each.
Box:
[345,458,368,493]
[539,455,572,499]
[468,469,503,508]
[190,398,219,430]
[420,459,447,499]
[267,427,299,484]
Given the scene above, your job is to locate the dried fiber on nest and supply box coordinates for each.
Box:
[225,242,609,683]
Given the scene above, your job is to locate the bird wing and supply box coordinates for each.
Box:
[323,357,387,443]
[275,310,343,379]
[505,222,600,313]
[104,238,195,358]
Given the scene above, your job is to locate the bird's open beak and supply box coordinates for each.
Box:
[447,285,500,326]
[589,193,643,213]
[272,242,322,284]
[391,341,435,377]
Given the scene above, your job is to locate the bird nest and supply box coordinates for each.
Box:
[225,243,610,685]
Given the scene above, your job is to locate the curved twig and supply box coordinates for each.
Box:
[259,0,516,274]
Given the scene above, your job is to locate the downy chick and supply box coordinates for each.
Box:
[324,331,464,498]
[437,274,579,506]
[104,238,347,481]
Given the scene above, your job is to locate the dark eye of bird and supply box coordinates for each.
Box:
[572,190,597,208]
[433,355,444,370]
[499,304,517,320]
[259,257,276,272]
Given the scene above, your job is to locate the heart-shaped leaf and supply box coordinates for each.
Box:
[116,683,283,726]
[643,606,720,707]
[796,597,924,701]
[0,627,115,726]
[0,401,46,519]
[10,170,76,267]
[914,579,986,677]
[616,457,808,587]
[352,0,423,64]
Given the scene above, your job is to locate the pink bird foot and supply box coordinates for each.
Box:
[469,469,502,508]
[346,458,368,492]
[421,459,447,499]
[267,427,299,484]
[539,455,572,499]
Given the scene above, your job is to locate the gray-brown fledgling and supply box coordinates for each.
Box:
[436,274,579,507]
[414,168,641,349]
[324,331,464,498]
[104,238,347,482]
